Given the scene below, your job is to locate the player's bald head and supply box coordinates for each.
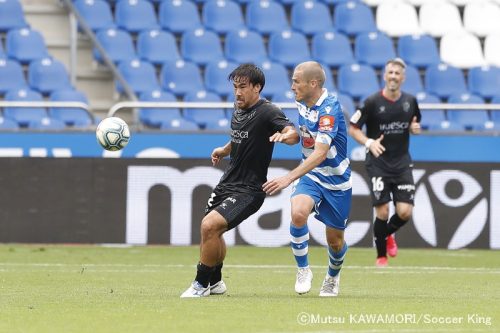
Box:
[295,61,326,88]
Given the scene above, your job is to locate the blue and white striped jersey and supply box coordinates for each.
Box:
[296,89,352,191]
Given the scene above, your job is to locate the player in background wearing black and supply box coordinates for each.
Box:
[348,58,421,267]
[181,64,299,297]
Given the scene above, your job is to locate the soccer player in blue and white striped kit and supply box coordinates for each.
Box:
[263,61,352,296]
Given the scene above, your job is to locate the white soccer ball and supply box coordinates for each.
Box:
[96,117,130,151]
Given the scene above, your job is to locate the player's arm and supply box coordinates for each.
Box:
[263,140,329,195]
[348,124,385,158]
[211,140,231,166]
[269,125,299,145]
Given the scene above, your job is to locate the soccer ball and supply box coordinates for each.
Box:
[96,117,130,151]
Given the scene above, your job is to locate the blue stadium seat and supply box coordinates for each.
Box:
[291,0,333,36]
[397,34,440,69]
[160,60,204,97]
[336,92,355,117]
[28,117,66,130]
[321,64,336,92]
[138,89,184,128]
[311,30,355,68]
[424,63,468,100]
[28,58,72,95]
[319,0,352,5]
[225,29,267,64]
[137,29,180,66]
[114,0,159,34]
[0,116,19,130]
[259,60,291,99]
[270,90,297,126]
[416,92,446,131]
[268,30,310,68]
[117,59,160,95]
[246,0,289,36]
[337,63,379,99]
[6,28,49,64]
[202,0,245,35]
[93,29,136,64]
[183,90,229,129]
[204,60,238,99]
[468,66,500,100]
[0,58,27,95]
[333,1,377,37]
[400,64,423,95]
[354,31,396,69]
[447,93,490,131]
[160,117,200,131]
[4,88,48,127]
[49,89,93,127]
[158,0,202,35]
[73,0,115,32]
[180,28,224,66]
[0,0,28,32]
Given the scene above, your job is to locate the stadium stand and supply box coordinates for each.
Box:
[136,29,180,66]
[463,1,500,38]
[375,0,421,37]
[333,1,377,37]
[224,29,267,64]
[484,33,500,67]
[202,0,245,35]
[268,30,310,68]
[114,0,159,34]
[419,0,463,37]
[440,31,485,69]
[138,89,185,128]
[204,60,238,99]
[183,90,229,129]
[93,28,136,64]
[160,60,204,98]
[468,66,500,100]
[0,0,28,32]
[6,28,50,64]
[0,58,27,95]
[397,34,441,69]
[311,29,355,68]
[3,88,48,127]
[337,63,380,100]
[245,0,289,36]
[447,93,491,131]
[28,57,72,96]
[354,31,396,69]
[290,0,332,36]
[158,0,202,35]
[259,60,291,99]
[180,28,224,66]
[49,89,93,127]
[116,59,160,95]
[73,0,115,32]
[424,63,467,100]
[400,64,424,95]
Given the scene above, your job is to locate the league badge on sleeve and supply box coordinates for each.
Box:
[319,115,335,132]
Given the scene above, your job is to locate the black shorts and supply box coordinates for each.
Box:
[366,168,415,206]
[205,186,265,231]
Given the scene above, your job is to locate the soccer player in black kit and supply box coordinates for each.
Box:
[349,58,421,267]
[181,64,299,297]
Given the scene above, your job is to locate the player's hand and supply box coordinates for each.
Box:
[263,175,293,195]
[410,116,421,134]
[211,147,228,166]
[269,131,287,143]
[368,134,386,158]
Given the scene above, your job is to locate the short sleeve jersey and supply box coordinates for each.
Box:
[296,89,351,191]
[218,99,293,193]
[350,91,421,176]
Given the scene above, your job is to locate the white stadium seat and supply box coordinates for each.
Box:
[463,1,500,37]
[484,33,500,66]
[419,0,463,37]
[440,31,485,68]
[376,1,422,37]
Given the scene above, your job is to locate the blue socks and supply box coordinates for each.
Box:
[290,224,309,268]
[328,242,348,277]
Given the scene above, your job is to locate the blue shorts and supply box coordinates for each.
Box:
[291,176,352,230]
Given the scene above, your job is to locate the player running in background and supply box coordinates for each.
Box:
[348,58,421,267]
[181,64,299,298]
[263,61,352,297]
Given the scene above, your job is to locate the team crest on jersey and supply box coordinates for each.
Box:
[300,125,315,148]
[403,101,410,112]
[319,115,335,132]
[378,106,386,113]
[325,106,332,114]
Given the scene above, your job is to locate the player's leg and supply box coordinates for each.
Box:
[373,203,390,266]
[209,236,227,295]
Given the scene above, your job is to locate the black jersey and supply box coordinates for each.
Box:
[350,91,421,176]
[218,99,292,193]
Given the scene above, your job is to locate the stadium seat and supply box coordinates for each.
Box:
[440,31,485,69]
[28,58,72,96]
[181,28,224,66]
[333,1,377,37]
[224,29,267,64]
[28,117,67,130]
[49,89,93,127]
[204,60,238,99]
[337,63,379,100]
[400,64,424,95]
[202,0,245,35]
[138,89,184,128]
[463,1,500,38]
[397,34,440,69]
[311,30,355,68]
[291,0,332,36]
[0,116,20,130]
[269,90,297,126]
[137,29,180,66]
[259,60,291,99]
[354,31,396,69]
[376,0,422,37]
[404,0,435,5]
[268,30,310,68]
[160,60,204,97]
[158,0,202,35]
[183,90,229,129]
[160,118,200,131]
[117,59,160,95]
[321,64,336,92]
[6,28,50,64]
[245,0,289,36]
[447,93,490,131]
[419,1,463,37]
[93,29,136,64]
[490,95,500,127]
[73,0,115,32]
[415,92,446,131]
[0,0,28,32]
[114,0,159,34]
[3,88,48,127]
[468,66,500,100]
[484,33,500,67]
[0,58,27,95]
[424,63,467,100]
[336,92,355,117]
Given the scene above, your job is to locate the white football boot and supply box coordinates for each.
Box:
[319,273,340,297]
[209,280,227,295]
[180,281,210,298]
[295,267,313,294]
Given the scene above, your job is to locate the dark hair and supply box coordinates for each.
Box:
[228,63,265,92]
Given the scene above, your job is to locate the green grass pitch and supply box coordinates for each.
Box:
[0,244,499,333]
